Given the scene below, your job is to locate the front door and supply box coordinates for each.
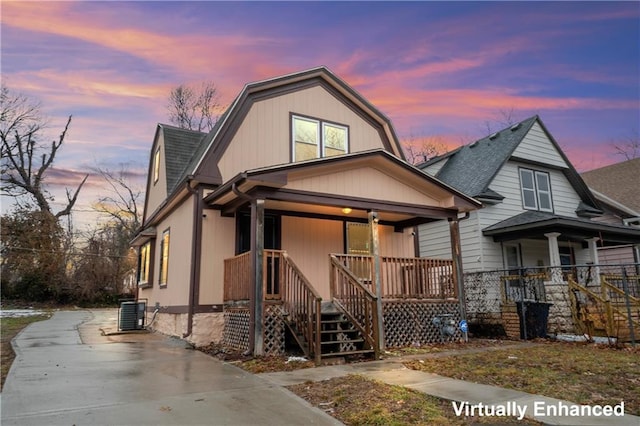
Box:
[236,212,281,254]
[346,222,371,281]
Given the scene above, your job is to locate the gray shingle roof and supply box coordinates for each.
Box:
[482,210,640,245]
[426,116,538,198]
[160,124,207,194]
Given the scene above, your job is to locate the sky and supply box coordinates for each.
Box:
[1,1,639,231]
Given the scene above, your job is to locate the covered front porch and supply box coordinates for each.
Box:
[223,249,462,363]
[205,151,480,362]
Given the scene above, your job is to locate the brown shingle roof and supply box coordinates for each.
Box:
[581,158,640,213]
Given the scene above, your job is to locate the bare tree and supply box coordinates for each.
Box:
[610,129,639,160]
[91,163,143,235]
[403,132,448,165]
[483,108,520,134]
[0,85,87,218]
[167,81,222,132]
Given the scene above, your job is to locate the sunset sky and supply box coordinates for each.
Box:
[1,1,638,230]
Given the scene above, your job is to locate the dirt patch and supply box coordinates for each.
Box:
[197,342,316,373]
[288,375,541,425]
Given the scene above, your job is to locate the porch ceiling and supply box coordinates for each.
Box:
[208,185,450,229]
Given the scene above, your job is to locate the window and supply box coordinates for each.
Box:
[519,168,553,212]
[153,148,160,184]
[138,241,152,286]
[292,115,348,161]
[158,229,170,286]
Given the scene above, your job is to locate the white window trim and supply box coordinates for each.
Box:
[519,168,553,213]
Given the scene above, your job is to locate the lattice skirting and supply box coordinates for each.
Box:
[383,300,461,347]
[223,303,285,356]
[263,303,285,356]
[223,306,250,352]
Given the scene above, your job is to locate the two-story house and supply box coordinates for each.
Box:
[418,116,640,337]
[131,67,480,362]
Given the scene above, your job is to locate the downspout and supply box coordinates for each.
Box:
[183,178,203,339]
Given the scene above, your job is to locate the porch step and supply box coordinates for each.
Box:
[320,349,373,358]
[317,303,374,361]
[283,302,375,363]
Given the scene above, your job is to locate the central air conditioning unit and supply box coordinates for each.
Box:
[118,299,147,331]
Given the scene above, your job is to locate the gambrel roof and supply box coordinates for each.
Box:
[421,115,601,215]
[151,67,405,205]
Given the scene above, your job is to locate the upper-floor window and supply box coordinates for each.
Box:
[158,228,170,287]
[292,115,348,162]
[519,168,553,212]
[153,148,161,184]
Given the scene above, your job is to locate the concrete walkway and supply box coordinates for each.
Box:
[4,310,637,425]
[259,350,639,426]
[1,310,340,426]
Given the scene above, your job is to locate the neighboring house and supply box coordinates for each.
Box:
[131,67,480,361]
[581,158,640,265]
[418,116,640,336]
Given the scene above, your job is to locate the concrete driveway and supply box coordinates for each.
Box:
[1,309,341,426]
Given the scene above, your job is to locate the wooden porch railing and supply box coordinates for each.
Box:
[332,254,456,299]
[568,275,640,340]
[223,251,251,302]
[330,255,379,359]
[265,250,322,364]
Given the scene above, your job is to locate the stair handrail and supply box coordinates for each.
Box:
[569,276,640,338]
[329,254,379,359]
[601,277,640,305]
[267,250,322,364]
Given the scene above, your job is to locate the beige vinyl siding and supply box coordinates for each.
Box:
[512,122,568,168]
[217,85,388,181]
[139,197,194,306]
[145,135,168,220]
[199,211,236,305]
[285,166,444,207]
[281,217,343,300]
[379,226,415,258]
[281,217,415,299]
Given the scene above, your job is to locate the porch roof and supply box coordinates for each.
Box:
[483,211,640,246]
[204,149,480,230]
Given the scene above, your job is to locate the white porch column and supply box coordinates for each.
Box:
[586,237,600,264]
[545,232,562,267]
[586,237,601,286]
[545,232,563,284]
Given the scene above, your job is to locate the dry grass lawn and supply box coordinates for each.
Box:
[404,340,640,415]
